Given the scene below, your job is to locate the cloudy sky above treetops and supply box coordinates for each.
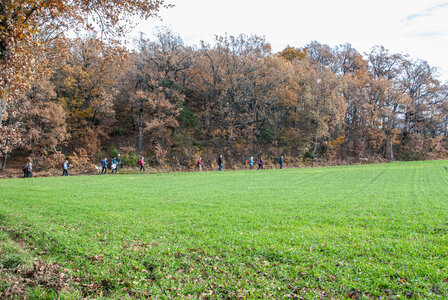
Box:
[135,0,448,80]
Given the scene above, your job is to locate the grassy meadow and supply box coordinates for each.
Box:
[1,161,448,298]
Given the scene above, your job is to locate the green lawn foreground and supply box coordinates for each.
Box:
[1,161,448,298]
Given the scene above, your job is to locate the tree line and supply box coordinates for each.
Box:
[2,15,448,171]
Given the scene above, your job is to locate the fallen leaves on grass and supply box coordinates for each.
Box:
[1,260,78,298]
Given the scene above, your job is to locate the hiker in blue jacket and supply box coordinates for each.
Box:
[22,161,33,178]
[101,158,107,174]
[111,158,118,174]
[22,161,32,177]
[248,156,254,170]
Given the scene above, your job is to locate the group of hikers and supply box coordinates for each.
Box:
[100,155,146,174]
[196,155,284,171]
[23,154,285,178]
[99,154,122,175]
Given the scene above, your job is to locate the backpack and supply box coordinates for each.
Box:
[22,166,28,172]
[248,159,250,164]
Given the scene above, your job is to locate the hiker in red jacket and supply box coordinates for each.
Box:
[138,157,145,172]
[197,157,202,171]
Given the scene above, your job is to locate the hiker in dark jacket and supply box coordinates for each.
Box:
[62,160,69,176]
[258,157,263,170]
[22,163,29,177]
[278,156,284,169]
[217,155,223,171]
[116,154,121,171]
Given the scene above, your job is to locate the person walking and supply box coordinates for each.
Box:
[22,161,31,177]
[217,155,223,171]
[23,161,34,177]
[28,161,34,177]
[138,157,145,172]
[278,155,284,169]
[101,158,108,175]
[111,157,118,174]
[62,160,69,176]
[22,164,28,177]
[258,157,263,170]
[197,157,202,171]
[116,154,121,171]
[248,156,254,170]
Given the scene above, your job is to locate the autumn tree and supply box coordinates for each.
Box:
[21,76,68,170]
[397,57,448,159]
[367,46,407,160]
[0,0,167,164]
[273,57,345,160]
[278,46,307,62]
[191,35,277,156]
[114,29,188,164]
[52,38,123,155]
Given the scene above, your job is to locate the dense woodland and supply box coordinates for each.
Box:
[2,1,448,173]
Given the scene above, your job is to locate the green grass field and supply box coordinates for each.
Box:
[1,161,448,298]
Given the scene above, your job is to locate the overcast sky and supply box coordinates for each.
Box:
[134,0,448,80]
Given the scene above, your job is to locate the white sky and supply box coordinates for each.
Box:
[134,0,448,81]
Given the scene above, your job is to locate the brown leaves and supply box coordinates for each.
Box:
[1,261,78,299]
[91,255,104,262]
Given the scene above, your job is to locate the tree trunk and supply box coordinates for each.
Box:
[138,121,143,152]
[137,102,144,152]
[1,152,8,170]
[312,136,318,156]
[389,136,394,162]
[204,102,210,134]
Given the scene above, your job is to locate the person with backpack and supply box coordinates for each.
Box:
[116,154,121,171]
[138,157,145,172]
[28,161,34,177]
[278,155,284,169]
[62,160,69,176]
[248,156,254,170]
[197,157,202,171]
[258,157,263,170]
[216,155,223,171]
[22,165,28,177]
[23,161,33,178]
[22,162,30,177]
[101,158,108,174]
[111,157,118,174]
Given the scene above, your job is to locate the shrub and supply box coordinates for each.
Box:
[69,148,95,173]
[109,145,120,159]
[122,152,139,167]
[96,150,106,163]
